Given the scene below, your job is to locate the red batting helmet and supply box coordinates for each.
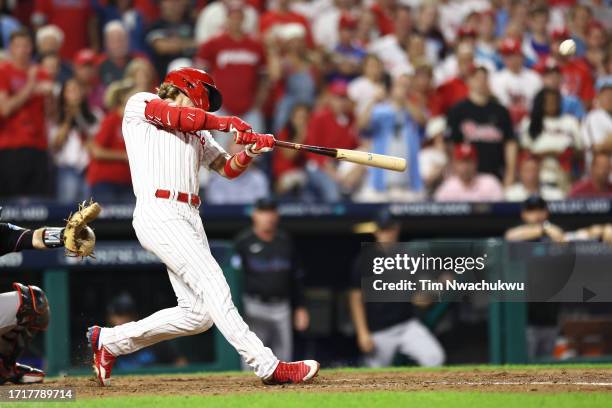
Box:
[163,67,222,112]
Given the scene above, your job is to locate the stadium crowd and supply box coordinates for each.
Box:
[0,0,610,204]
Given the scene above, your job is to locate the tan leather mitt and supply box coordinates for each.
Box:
[64,201,102,257]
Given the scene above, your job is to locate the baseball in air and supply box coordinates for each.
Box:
[559,39,576,56]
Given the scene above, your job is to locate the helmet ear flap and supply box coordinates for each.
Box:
[204,84,222,112]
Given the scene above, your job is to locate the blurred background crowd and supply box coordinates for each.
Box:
[0,0,610,205]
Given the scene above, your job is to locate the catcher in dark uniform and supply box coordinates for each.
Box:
[0,202,100,384]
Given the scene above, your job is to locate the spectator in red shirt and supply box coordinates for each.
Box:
[0,29,54,198]
[304,81,358,202]
[430,43,473,116]
[259,0,313,47]
[569,152,612,198]
[87,80,134,202]
[73,48,106,112]
[584,21,607,79]
[32,0,98,59]
[196,6,267,135]
[369,0,396,36]
[273,103,309,198]
[550,28,595,108]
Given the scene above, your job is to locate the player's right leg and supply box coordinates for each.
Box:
[87,271,214,386]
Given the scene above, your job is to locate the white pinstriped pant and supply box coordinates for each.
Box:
[100,199,279,378]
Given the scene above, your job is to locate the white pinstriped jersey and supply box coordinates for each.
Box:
[102,93,279,378]
[122,92,226,199]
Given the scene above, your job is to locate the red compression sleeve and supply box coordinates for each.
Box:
[223,151,253,179]
[144,98,223,132]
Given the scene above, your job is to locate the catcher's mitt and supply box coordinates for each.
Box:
[64,200,102,257]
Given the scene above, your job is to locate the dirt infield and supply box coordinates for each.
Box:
[34,368,612,398]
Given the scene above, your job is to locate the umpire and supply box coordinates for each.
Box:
[233,198,309,362]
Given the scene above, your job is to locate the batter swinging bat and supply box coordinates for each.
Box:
[272,137,407,172]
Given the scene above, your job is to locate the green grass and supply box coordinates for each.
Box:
[9,391,611,408]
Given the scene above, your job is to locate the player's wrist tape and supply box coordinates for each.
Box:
[42,227,64,248]
[224,151,252,178]
[244,144,261,157]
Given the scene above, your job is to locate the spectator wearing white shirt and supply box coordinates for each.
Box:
[582,76,612,169]
[311,0,354,51]
[348,54,387,119]
[419,116,449,197]
[367,5,412,77]
[490,38,542,128]
[49,78,102,203]
[520,88,582,194]
[505,153,565,202]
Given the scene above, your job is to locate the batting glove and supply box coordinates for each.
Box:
[245,133,276,156]
[232,129,257,145]
[223,116,251,132]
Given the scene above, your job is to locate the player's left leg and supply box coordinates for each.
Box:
[188,213,318,383]
[0,284,49,384]
[397,318,445,367]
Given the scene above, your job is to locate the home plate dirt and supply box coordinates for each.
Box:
[32,368,612,398]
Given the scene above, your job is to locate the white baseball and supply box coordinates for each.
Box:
[559,39,576,56]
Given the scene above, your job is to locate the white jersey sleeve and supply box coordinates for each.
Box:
[198,130,228,169]
[123,92,159,124]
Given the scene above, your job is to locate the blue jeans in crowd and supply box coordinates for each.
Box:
[304,165,341,202]
[56,166,89,204]
[90,182,134,203]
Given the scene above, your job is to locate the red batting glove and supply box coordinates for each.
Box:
[233,130,257,145]
[225,116,252,132]
[206,114,252,132]
[245,133,276,156]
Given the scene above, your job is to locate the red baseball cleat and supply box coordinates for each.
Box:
[87,326,116,386]
[262,360,320,385]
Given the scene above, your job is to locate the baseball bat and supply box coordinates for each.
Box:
[273,139,407,172]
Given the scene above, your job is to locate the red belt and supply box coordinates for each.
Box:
[155,189,201,207]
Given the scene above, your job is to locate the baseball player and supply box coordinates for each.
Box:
[0,203,98,384]
[349,210,445,368]
[234,197,309,363]
[0,207,62,383]
[87,68,320,386]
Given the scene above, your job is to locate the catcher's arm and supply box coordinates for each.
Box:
[11,201,102,257]
[0,201,99,258]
